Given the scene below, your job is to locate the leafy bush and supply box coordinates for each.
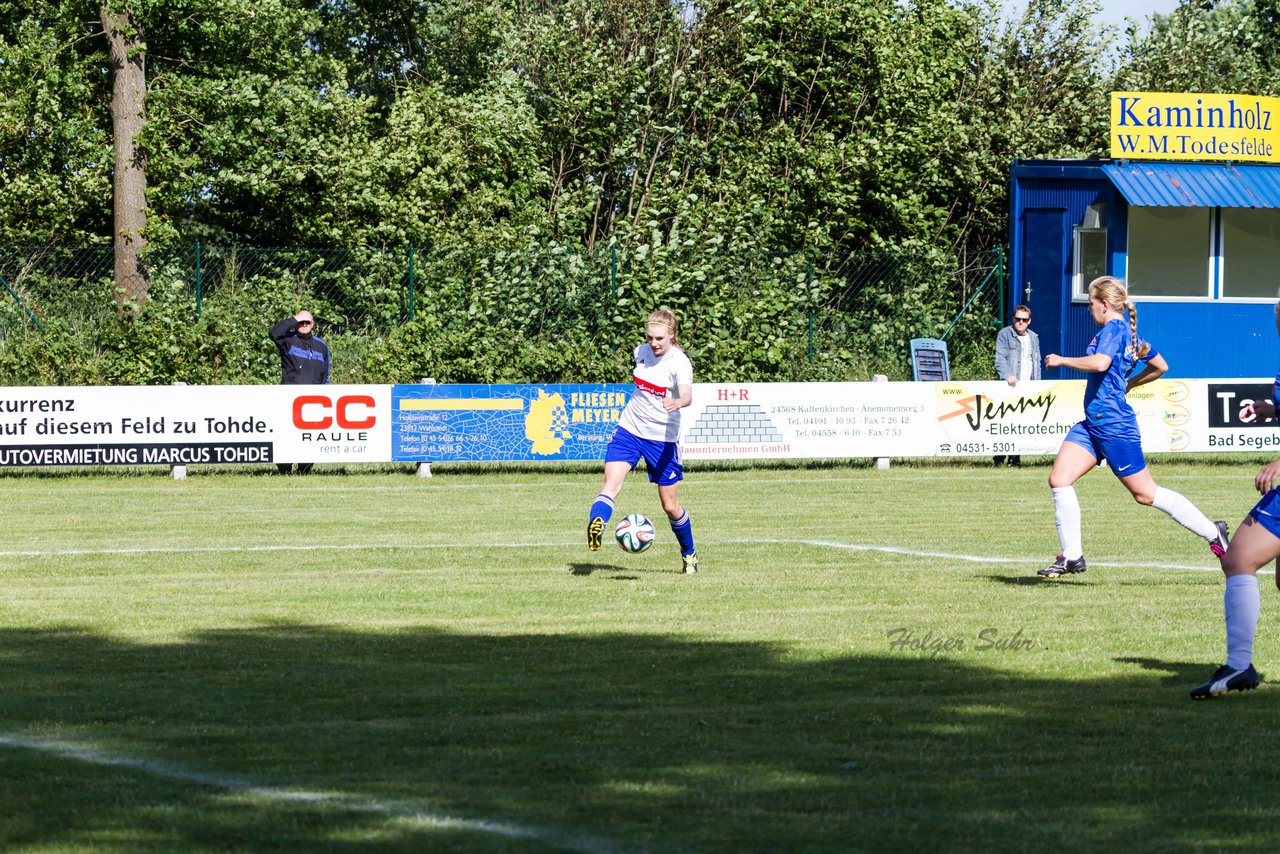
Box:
[0,318,102,385]
[0,245,1003,387]
[361,315,630,384]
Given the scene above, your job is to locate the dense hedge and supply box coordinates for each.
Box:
[0,244,1003,386]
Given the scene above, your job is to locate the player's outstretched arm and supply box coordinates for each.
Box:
[1046,352,1111,373]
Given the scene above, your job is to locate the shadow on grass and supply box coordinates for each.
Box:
[2,626,1279,852]
[569,562,672,577]
[1114,656,1223,683]
[982,574,1046,586]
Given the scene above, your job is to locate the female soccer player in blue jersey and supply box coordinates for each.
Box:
[586,309,699,574]
[1037,276,1227,579]
[1190,294,1280,699]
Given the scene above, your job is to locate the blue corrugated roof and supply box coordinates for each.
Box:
[1102,161,1280,208]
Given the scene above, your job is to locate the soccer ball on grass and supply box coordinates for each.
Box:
[615,514,655,553]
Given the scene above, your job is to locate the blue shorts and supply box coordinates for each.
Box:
[605,426,684,486]
[1250,487,1280,540]
[1063,420,1147,478]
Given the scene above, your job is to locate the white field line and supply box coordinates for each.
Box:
[0,732,618,853]
[0,543,447,557]
[0,537,1263,574]
[3,467,1252,496]
[766,538,1269,574]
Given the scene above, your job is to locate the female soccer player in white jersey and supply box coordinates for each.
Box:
[586,309,698,573]
[1189,293,1280,699]
[1037,276,1227,579]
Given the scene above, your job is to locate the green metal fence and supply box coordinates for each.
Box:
[0,243,1005,380]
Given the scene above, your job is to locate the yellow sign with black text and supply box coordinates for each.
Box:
[1110,91,1280,163]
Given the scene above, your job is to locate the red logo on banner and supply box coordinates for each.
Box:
[292,395,377,430]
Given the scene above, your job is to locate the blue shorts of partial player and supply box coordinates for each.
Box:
[605,425,684,486]
[1249,487,1280,540]
[1063,419,1147,478]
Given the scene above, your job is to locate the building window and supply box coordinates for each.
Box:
[1223,208,1280,299]
[1126,206,1211,297]
[1072,227,1107,298]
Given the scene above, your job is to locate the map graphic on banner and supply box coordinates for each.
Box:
[391,384,629,462]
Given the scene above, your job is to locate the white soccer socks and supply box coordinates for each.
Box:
[1052,486,1083,560]
[1151,486,1219,541]
[1225,574,1260,671]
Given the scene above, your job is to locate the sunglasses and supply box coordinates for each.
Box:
[1013,316,1030,323]
[298,320,315,326]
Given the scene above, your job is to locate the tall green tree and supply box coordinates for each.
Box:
[0,1,111,244]
[512,0,1116,254]
[949,0,1114,247]
[1116,0,1280,96]
[100,2,148,303]
[136,0,359,246]
[3,0,1224,264]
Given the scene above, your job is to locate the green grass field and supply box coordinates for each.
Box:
[2,459,1280,852]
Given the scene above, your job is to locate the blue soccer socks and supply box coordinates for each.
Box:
[589,494,615,526]
[670,509,695,556]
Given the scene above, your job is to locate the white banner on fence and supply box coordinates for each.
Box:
[0,385,392,466]
[683,378,1280,458]
[0,379,1272,467]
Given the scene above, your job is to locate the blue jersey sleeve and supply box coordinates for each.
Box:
[1129,341,1158,376]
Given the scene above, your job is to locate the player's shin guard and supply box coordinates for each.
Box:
[670,509,695,556]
